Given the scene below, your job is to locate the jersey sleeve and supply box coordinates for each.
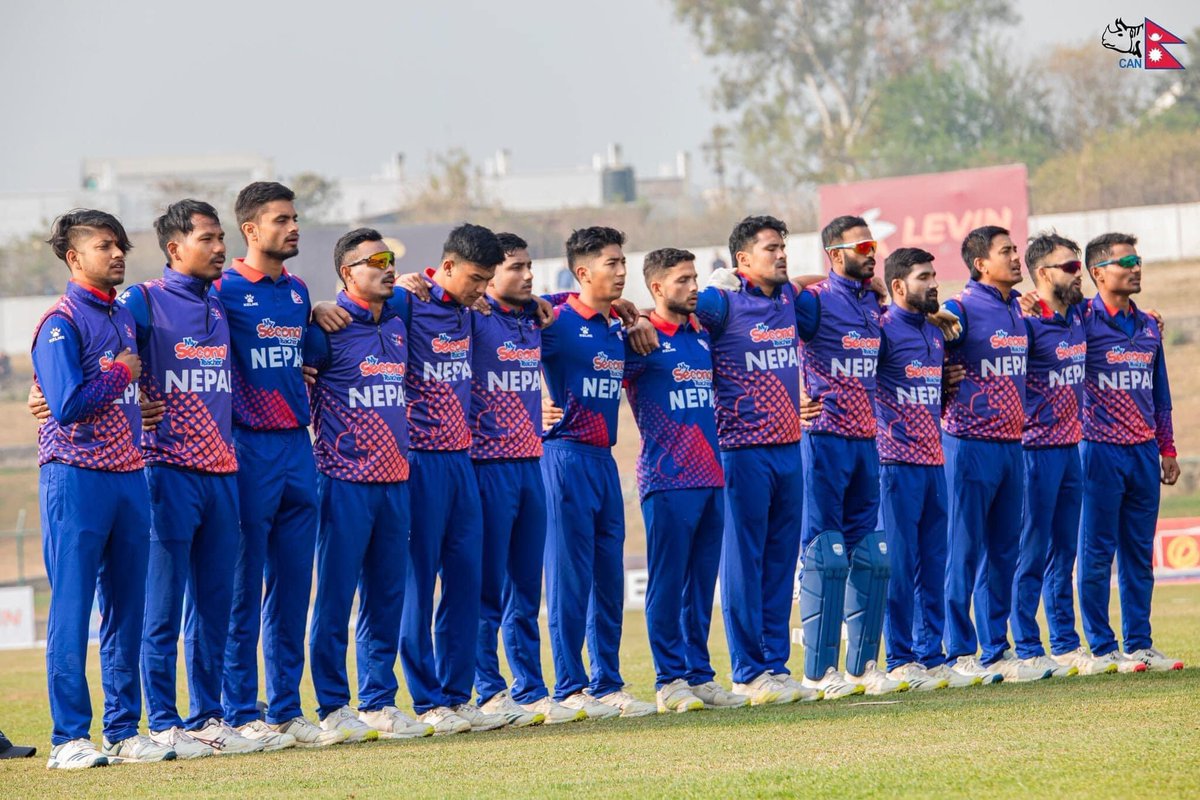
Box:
[795,288,820,342]
[33,314,131,426]
[695,287,730,338]
[622,343,647,387]
[117,285,152,351]
[541,292,573,307]
[942,299,967,349]
[302,324,332,372]
[540,306,564,357]
[1152,342,1176,457]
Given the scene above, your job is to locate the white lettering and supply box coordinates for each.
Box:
[745,347,800,372]
[582,377,621,398]
[669,387,715,411]
[486,370,541,392]
[421,361,472,382]
[349,383,406,408]
[164,369,231,394]
[980,356,1027,378]
[1097,370,1153,391]
[896,385,941,405]
[250,345,302,370]
[1048,364,1085,388]
[831,358,877,378]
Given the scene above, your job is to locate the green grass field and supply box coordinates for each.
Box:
[1,585,1197,799]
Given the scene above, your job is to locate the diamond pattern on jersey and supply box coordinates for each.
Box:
[1084,381,1154,445]
[714,351,801,449]
[875,393,943,465]
[407,382,471,451]
[140,374,238,473]
[631,398,723,500]
[469,385,541,460]
[231,369,300,430]
[311,382,409,482]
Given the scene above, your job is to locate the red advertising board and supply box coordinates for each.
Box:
[818,164,1029,282]
[1154,517,1200,579]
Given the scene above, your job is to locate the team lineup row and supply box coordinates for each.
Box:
[30,181,1184,770]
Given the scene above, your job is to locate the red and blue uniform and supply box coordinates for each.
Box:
[33,281,148,746]
[213,259,318,728]
[940,280,1027,665]
[695,275,813,684]
[469,296,551,707]
[540,295,628,700]
[394,275,484,713]
[1078,296,1174,656]
[797,273,887,680]
[624,312,725,689]
[305,291,411,719]
[874,305,950,672]
[121,267,240,732]
[1013,301,1086,659]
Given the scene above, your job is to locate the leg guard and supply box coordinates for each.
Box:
[845,530,891,677]
[800,530,849,680]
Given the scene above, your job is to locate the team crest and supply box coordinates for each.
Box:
[291,290,304,305]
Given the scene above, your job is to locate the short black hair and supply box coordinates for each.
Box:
[821,215,869,249]
[961,225,1010,281]
[1025,231,1080,271]
[333,227,384,285]
[442,223,504,268]
[565,226,626,269]
[46,208,133,263]
[235,181,295,231]
[496,232,529,255]
[643,247,696,288]
[1085,232,1138,268]
[154,199,221,258]
[728,215,787,263]
[883,248,935,297]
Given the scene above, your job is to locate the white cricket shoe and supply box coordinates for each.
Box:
[592,689,659,718]
[559,690,621,720]
[480,691,545,728]
[887,662,948,691]
[101,733,176,764]
[451,703,508,732]
[1052,647,1117,676]
[732,672,796,705]
[689,681,751,709]
[319,707,377,744]
[521,697,587,724]
[952,655,1003,685]
[656,679,704,713]
[1127,647,1184,672]
[149,726,213,759]
[1115,651,1149,674]
[987,652,1052,683]
[847,661,910,695]
[271,716,345,748]
[46,738,108,769]
[1026,654,1077,678]
[1090,651,1146,674]
[803,666,865,700]
[236,720,297,752]
[359,706,434,739]
[926,662,983,688]
[771,673,823,702]
[187,719,265,755]
[418,707,471,735]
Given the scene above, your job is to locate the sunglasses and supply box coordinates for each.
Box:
[826,239,878,256]
[343,251,396,270]
[1042,260,1083,274]
[1094,254,1142,269]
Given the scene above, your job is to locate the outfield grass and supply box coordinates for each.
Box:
[1,585,1197,799]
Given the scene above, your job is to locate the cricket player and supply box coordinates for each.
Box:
[1078,233,1183,672]
[693,216,815,705]
[33,210,174,768]
[468,234,583,726]
[873,248,974,691]
[624,248,749,712]
[540,227,657,718]
[940,226,1049,683]
[123,200,263,756]
[305,228,433,741]
[216,182,340,748]
[1010,232,1089,678]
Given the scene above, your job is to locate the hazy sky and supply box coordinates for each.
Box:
[0,0,1193,193]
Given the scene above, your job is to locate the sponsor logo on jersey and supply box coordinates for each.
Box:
[359,355,406,382]
[244,294,258,307]
[749,322,796,347]
[672,363,713,387]
[904,361,941,382]
[989,329,1028,353]
[841,331,881,355]
[48,326,65,343]
[497,341,540,368]
[98,350,115,371]
[592,352,624,378]
[174,337,227,367]
[1055,341,1087,362]
[432,333,470,359]
[256,318,303,346]
[1105,346,1154,365]
[579,325,593,338]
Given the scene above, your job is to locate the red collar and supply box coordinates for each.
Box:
[71,280,116,303]
[1103,299,1132,317]
[649,311,700,336]
[1037,299,1054,319]
[343,290,371,310]
[567,294,609,320]
[233,258,289,284]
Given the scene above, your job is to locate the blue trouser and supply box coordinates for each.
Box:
[1078,440,1161,656]
[310,475,410,718]
[800,433,881,678]
[473,459,549,706]
[541,440,626,701]
[641,487,724,689]
[1013,445,1083,658]
[942,435,1023,665]
[40,464,149,746]
[719,442,803,684]
[223,427,318,727]
[400,449,484,713]
[142,466,239,731]
[879,463,949,671]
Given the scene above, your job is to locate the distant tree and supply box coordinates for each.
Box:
[672,0,1020,187]
[290,172,341,223]
[409,148,482,220]
[0,232,64,297]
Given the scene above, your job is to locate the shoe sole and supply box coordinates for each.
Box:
[375,729,435,739]
[544,712,588,724]
[47,758,109,770]
[657,700,704,713]
[103,752,178,764]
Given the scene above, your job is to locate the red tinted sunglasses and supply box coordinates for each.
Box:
[1043,259,1082,274]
